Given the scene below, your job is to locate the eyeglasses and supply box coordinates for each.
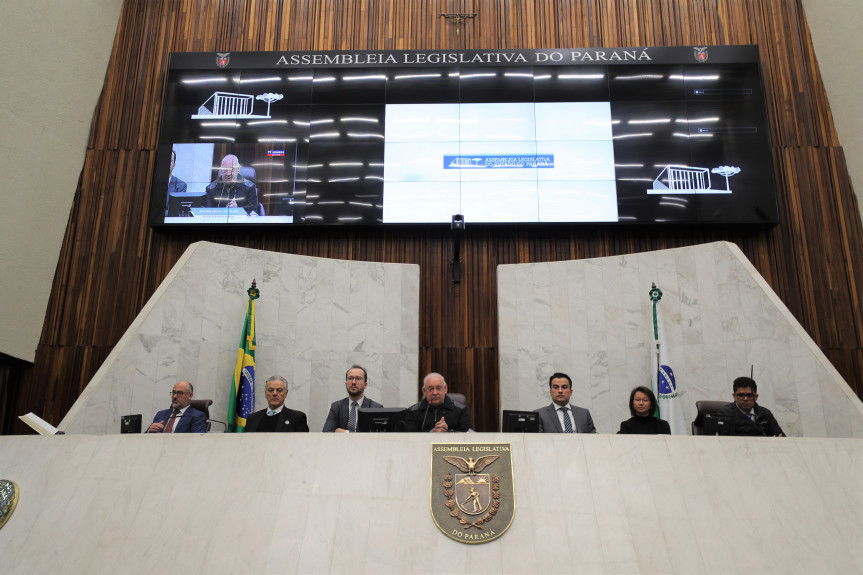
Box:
[734,393,755,399]
[170,391,188,397]
[346,376,365,382]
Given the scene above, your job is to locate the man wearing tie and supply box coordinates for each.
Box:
[535,373,596,434]
[322,365,383,432]
[716,377,785,436]
[147,380,207,433]
[244,376,309,433]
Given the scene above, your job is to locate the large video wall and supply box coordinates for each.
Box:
[150,46,778,227]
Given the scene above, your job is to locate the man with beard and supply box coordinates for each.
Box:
[716,376,785,436]
[147,380,207,433]
[204,154,259,214]
[322,365,384,432]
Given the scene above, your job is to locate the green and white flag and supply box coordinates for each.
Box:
[649,284,687,434]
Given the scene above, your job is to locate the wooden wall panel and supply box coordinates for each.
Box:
[3,0,862,435]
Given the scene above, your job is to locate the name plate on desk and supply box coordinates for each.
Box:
[430,443,514,544]
[190,207,251,219]
[164,209,293,224]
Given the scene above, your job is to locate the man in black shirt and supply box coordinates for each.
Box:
[408,373,472,432]
[204,154,259,214]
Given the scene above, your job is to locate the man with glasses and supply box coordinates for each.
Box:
[245,376,309,432]
[147,380,207,433]
[716,376,785,436]
[204,154,259,214]
[322,365,383,432]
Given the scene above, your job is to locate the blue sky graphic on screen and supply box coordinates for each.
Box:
[383,103,618,223]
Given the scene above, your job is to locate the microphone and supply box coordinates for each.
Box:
[146,407,172,433]
[206,418,228,432]
[752,412,767,436]
[147,417,168,433]
[219,181,228,207]
[421,402,431,431]
[160,411,182,433]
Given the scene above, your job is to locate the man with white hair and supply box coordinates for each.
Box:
[244,375,309,433]
[204,153,259,214]
[408,372,472,432]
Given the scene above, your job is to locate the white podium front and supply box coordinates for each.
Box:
[0,432,860,574]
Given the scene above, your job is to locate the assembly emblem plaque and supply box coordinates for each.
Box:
[0,480,19,530]
[430,443,514,544]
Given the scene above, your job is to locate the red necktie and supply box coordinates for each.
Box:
[164,409,180,433]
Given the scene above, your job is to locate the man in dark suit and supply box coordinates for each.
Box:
[716,377,785,437]
[245,376,309,433]
[322,365,383,432]
[147,380,207,433]
[165,149,187,216]
[535,372,596,433]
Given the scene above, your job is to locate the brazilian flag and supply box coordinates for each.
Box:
[228,281,260,432]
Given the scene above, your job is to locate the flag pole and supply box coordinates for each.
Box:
[649,282,662,417]
[227,279,260,433]
[648,282,687,434]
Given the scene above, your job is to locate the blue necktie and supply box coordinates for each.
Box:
[268,410,275,416]
[560,407,574,433]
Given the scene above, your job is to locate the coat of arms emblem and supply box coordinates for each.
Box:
[693,47,709,62]
[216,52,230,68]
[0,480,19,531]
[430,443,514,544]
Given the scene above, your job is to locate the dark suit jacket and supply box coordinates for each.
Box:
[245,406,309,432]
[535,403,596,433]
[149,406,207,433]
[322,396,383,431]
[165,175,187,216]
[715,402,784,436]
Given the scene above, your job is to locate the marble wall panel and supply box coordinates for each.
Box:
[498,242,863,437]
[58,242,420,434]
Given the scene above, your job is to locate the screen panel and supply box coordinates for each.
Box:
[150,47,778,227]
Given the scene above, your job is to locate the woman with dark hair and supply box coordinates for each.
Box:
[617,386,671,435]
